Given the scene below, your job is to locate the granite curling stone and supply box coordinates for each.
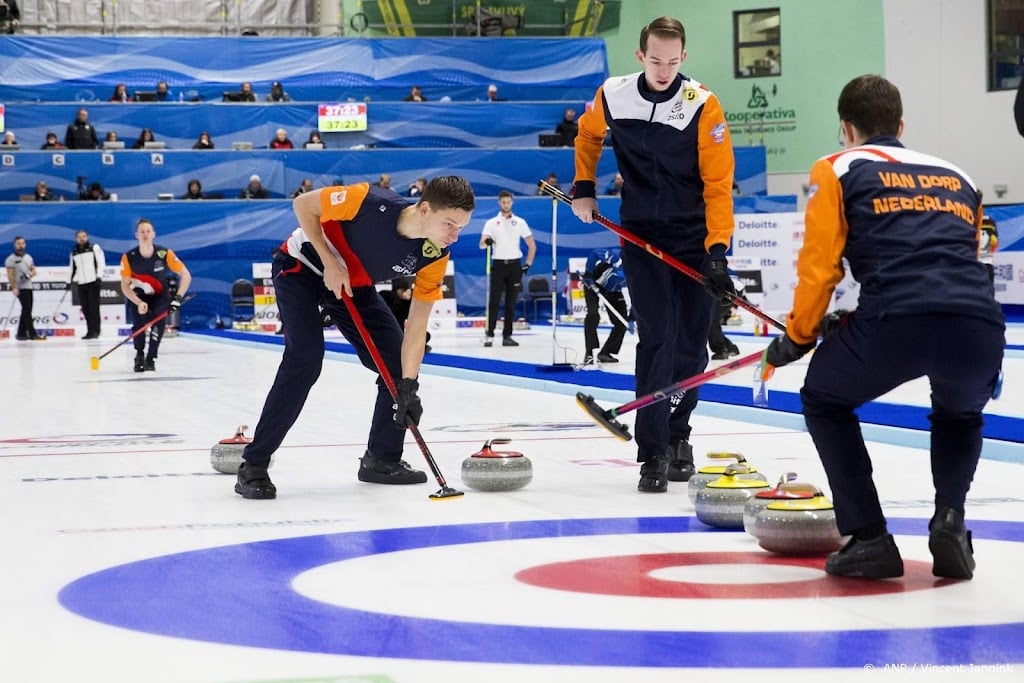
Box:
[461,437,532,492]
[752,495,844,555]
[211,425,270,474]
[694,465,771,529]
[742,473,819,536]
[687,452,768,504]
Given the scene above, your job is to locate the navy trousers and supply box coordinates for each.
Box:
[243,254,406,469]
[801,313,1004,536]
[620,241,715,462]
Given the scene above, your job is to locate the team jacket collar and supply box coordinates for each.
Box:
[636,73,684,104]
[861,135,904,149]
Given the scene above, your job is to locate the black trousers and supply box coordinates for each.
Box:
[16,289,38,338]
[243,253,406,469]
[487,259,522,339]
[621,242,714,462]
[707,300,736,353]
[78,281,102,336]
[584,286,627,355]
[801,313,1004,536]
[132,293,169,358]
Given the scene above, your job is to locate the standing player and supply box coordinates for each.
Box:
[69,229,106,339]
[571,16,736,492]
[234,177,475,500]
[763,75,1005,580]
[479,190,536,347]
[119,218,191,372]
[581,247,629,365]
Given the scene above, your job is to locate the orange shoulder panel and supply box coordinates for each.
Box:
[573,87,609,185]
[697,94,735,252]
[165,249,186,274]
[119,253,131,278]
[788,158,849,344]
[319,183,371,223]
[412,255,449,303]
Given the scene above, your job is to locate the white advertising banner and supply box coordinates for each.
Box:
[0,266,126,339]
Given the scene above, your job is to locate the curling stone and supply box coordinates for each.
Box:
[694,466,771,529]
[687,451,768,504]
[751,495,844,555]
[742,473,819,536]
[461,438,532,492]
[210,425,272,474]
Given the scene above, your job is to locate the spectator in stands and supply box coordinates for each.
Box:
[537,172,561,195]
[407,177,427,197]
[40,132,64,150]
[403,85,427,102]
[374,173,393,191]
[269,128,294,150]
[289,178,314,198]
[1,131,17,146]
[104,131,120,145]
[556,108,578,147]
[239,81,257,102]
[132,128,157,149]
[1016,75,1024,137]
[303,131,324,149]
[33,181,55,201]
[181,179,205,200]
[240,174,269,199]
[80,182,110,201]
[266,81,291,102]
[192,131,214,150]
[65,108,99,150]
[109,84,132,103]
[486,84,505,102]
[3,0,20,34]
[605,172,624,196]
[155,81,172,101]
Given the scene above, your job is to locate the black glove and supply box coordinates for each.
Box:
[484,237,494,247]
[169,294,183,311]
[393,378,423,429]
[819,309,851,339]
[703,252,735,301]
[521,263,531,276]
[764,334,816,369]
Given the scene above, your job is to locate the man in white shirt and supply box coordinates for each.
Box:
[69,229,107,339]
[479,191,536,346]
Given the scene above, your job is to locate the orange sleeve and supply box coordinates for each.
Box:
[412,255,449,303]
[788,159,849,344]
[697,93,735,252]
[165,249,185,274]
[573,87,609,186]
[319,183,371,222]
[119,253,131,278]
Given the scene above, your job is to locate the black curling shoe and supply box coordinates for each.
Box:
[638,452,669,493]
[358,451,427,485]
[235,462,277,500]
[666,440,696,482]
[825,533,904,579]
[929,507,975,580]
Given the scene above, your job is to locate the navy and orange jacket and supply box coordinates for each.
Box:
[789,136,1004,344]
[120,245,185,296]
[283,183,448,303]
[574,72,735,256]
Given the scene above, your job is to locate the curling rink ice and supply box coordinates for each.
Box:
[1,319,1022,683]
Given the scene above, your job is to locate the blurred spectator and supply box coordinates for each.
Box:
[403,85,426,102]
[104,131,119,144]
[109,84,132,103]
[155,81,173,101]
[2,0,20,34]
[1016,76,1024,137]
[40,132,64,150]
[407,177,427,197]
[65,108,99,150]
[537,172,561,194]
[33,181,55,201]
[303,131,324,148]
[239,81,257,102]
[240,174,269,199]
[80,182,110,201]
[1,131,17,146]
[269,128,294,150]
[266,81,291,102]
[486,84,505,102]
[192,131,214,149]
[289,178,314,198]
[374,173,393,191]
[132,128,157,149]
[555,108,578,147]
[605,172,624,196]
[181,179,205,200]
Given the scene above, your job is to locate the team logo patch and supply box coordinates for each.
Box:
[672,100,683,113]
[684,88,699,102]
[329,190,347,205]
[710,123,726,143]
[422,240,441,258]
[156,249,167,259]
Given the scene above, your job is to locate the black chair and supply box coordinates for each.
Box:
[230,278,255,325]
[522,274,550,320]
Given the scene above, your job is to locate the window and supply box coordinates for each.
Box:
[734,9,781,79]
[989,0,1024,91]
